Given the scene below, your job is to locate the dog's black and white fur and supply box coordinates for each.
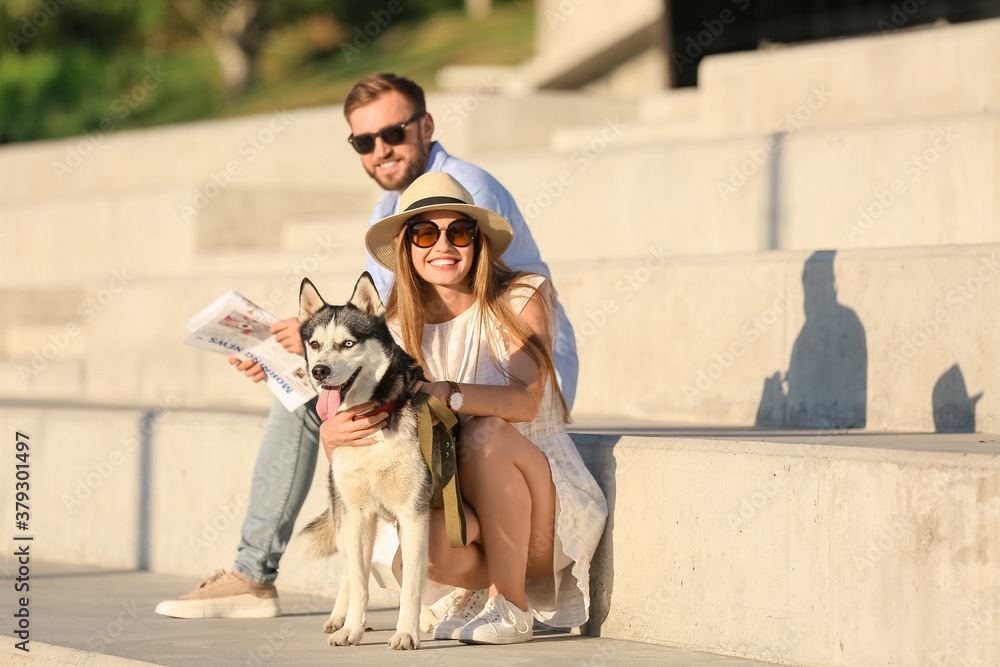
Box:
[298,273,437,650]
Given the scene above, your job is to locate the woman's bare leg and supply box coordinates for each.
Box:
[456,416,556,611]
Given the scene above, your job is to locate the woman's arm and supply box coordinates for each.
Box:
[419,290,552,423]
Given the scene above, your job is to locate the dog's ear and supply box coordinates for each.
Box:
[299,278,326,322]
[348,272,384,317]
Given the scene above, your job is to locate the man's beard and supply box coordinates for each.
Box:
[368,139,430,192]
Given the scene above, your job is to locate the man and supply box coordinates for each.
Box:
[155,73,578,619]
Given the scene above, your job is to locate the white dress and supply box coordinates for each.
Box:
[391,274,608,628]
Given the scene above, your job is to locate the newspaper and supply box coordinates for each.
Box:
[183,291,316,411]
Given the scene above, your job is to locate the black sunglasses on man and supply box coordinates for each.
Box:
[348,111,425,155]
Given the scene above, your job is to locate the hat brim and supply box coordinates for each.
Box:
[365,202,513,271]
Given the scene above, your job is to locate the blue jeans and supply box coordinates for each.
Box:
[233,396,322,584]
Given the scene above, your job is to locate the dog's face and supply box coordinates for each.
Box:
[299,273,393,420]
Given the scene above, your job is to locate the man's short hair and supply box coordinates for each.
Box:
[344,73,426,118]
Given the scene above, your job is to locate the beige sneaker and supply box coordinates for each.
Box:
[154,570,280,619]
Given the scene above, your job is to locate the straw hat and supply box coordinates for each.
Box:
[364,172,513,271]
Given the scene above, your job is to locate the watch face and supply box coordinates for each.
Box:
[450,392,464,411]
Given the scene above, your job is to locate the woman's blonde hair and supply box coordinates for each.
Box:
[385,223,569,422]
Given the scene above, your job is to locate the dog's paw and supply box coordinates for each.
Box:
[388,632,420,650]
[324,615,345,634]
[328,626,364,647]
[419,605,438,634]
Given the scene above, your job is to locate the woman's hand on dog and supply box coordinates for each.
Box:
[319,404,388,462]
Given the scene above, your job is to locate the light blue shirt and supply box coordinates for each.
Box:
[365,142,579,410]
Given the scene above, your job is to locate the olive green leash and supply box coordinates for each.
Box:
[413,393,467,548]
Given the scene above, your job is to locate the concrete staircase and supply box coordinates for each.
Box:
[2,16,1000,667]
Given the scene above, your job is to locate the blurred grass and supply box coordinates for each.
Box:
[0,1,533,142]
[224,1,534,118]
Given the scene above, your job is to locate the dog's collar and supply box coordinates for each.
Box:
[353,400,398,421]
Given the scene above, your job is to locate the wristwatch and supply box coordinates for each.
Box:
[446,381,464,411]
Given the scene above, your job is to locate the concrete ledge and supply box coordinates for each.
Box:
[6,243,1000,434]
[3,402,997,665]
[699,18,1000,136]
[0,562,778,666]
[0,637,155,667]
[574,430,1000,665]
[555,243,1000,432]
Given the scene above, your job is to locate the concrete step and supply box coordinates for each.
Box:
[698,17,1000,137]
[2,403,995,665]
[64,271,367,411]
[0,91,636,206]
[550,243,1000,432]
[279,214,370,254]
[429,90,640,156]
[192,187,376,253]
[0,186,375,290]
[0,189,197,289]
[574,428,1000,666]
[550,88,705,149]
[481,111,1000,260]
[0,105,365,203]
[0,360,84,399]
[514,0,665,92]
[5,243,1000,436]
[0,561,783,666]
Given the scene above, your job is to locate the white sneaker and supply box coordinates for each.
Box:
[458,594,533,645]
[432,588,488,640]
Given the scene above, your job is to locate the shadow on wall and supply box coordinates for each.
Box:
[933,364,982,433]
[756,250,868,429]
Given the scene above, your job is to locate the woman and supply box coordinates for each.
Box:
[322,172,607,645]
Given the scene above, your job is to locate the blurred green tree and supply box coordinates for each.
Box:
[0,0,480,142]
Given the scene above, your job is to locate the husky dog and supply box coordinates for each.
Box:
[298,273,436,650]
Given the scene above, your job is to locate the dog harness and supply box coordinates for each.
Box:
[413,394,467,548]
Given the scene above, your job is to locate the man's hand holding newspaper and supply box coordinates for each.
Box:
[184,292,317,411]
[231,318,303,382]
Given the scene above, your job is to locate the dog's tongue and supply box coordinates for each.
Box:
[316,386,342,421]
